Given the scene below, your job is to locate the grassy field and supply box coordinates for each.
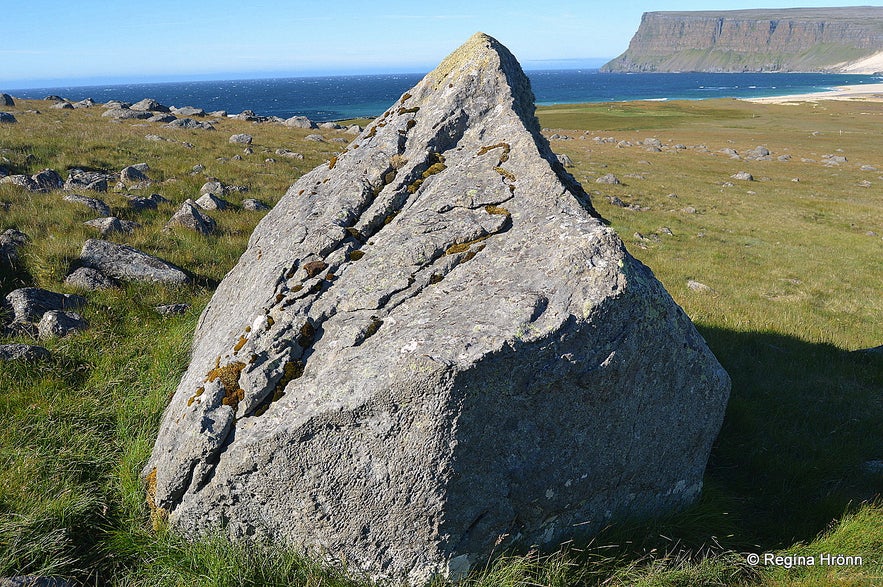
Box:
[0,97,880,586]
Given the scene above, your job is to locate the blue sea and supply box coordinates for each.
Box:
[10,71,882,122]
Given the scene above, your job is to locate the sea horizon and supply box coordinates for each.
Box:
[5,69,881,122]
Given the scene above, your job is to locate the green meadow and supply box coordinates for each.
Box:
[0,97,880,586]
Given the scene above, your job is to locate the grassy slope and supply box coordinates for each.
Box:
[0,98,880,585]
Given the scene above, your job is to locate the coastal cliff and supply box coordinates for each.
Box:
[602,7,883,73]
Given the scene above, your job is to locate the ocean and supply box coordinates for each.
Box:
[9,71,882,122]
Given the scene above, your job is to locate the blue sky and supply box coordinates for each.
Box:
[1,0,876,88]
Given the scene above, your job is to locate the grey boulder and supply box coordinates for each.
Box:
[0,112,17,123]
[241,198,270,211]
[38,310,88,338]
[164,199,216,234]
[194,193,230,210]
[0,229,28,268]
[80,217,132,239]
[4,287,86,324]
[31,169,63,191]
[63,194,112,217]
[64,266,118,290]
[65,170,109,192]
[229,133,253,145]
[78,239,189,284]
[145,32,729,584]
[0,175,38,191]
[1,93,14,106]
[102,108,152,120]
[283,115,316,128]
[0,344,51,362]
[130,98,170,112]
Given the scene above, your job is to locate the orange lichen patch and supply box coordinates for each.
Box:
[406,119,417,130]
[291,284,303,293]
[233,336,248,353]
[254,360,304,417]
[349,250,365,261]
[494,166,516,182]
[346,227,364,241]
[328,156,338,169]
[407,153,447,194]
[325,272,335,281]
[429,273,444,285]
[186,387,205,407]
[485,204,510,216]
[275,293,285,303]
[266,316,275,327]
[207,361,246,409]
[303,260,328,278]
[477,142,511,157]
[400,92,412,103]
[384,211,399,225]
[397,106,420,115]
[445,234,491,255]
[383,169,398,185]
[145,468,169,532]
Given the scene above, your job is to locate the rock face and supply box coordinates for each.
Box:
[146,33,730,584]
[603,7,883,73]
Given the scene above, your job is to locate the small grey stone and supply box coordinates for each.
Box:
[0,229,28,268]
[64,194,111,216]
[556,154,574,168]
[0,175,39,191]
[319,122,341,130]
[720,148,740,158]
[51,102,74,110]
[31,169,63,191]
[120,165,150,184]
[644,137,662,147]
[72,98,96,109]
[166,118,212,130]
[155,303,190,316]
[345,124,363,134]
[778,155,791,161]
[658,227,674,236]
[275,149,304,160]
[64,266,118,290]
[208,110,227,117]
[83,216,138,237]
[823,154,847,164]
[145,134,170,142]
[102,108,152,120]
[860,164,877,171]
[38,310,88,338]
[130,98,170,112]
[683,206,697,214]
[283,116,316,128]
[4,287,86,324]
[687,279,714,293]
[164,199,216,234]
[172,106,205,116]
[304,134,325,142]
[0,112,17,123]
[104,100,130,109]
[731,171,753,181]
[0,93,14,106]
[148,113,177,123]
[229,134,253,145]
[241,198,270,211]
[65,169,108,192]
[200,180,225,195]
[78,239,189,284]
[607,196,627,207]
[0,344,51,362]
[195,193,230,210]
[595,173,621,184]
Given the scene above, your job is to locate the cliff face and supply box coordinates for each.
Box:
[603,7,883,73]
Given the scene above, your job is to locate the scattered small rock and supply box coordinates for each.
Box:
[120,165,150,185]
[305,134,325,142]
[731,171,753,181]
[165,199,216,234]
[683,206,697,214]
[0,229,28,268]
[556,154,574,168]
[51,102,74,110]
[38,310,88,339]
[0,175,39,191]
[63,194,112,217]
[194,193,231,211]
[4,287,87,324]
[155,303,190,317]
[147,113,177,123]
[595,173,621,185]
[607,196,627,207]
[102,108,152,120]
[165,118,214,130]
[83,216,139,237]
[687,280,714,293]
[0,112,17,124]
[0,344,51,362]
[283,116,316,128]
[65,169,109,192]
[644,138,662,148]
[720,148,740,159]
[319,122,342,130]
[860,164,877,171]
[130,98,170,112]
[64,266,118,290]
[241,198,270,211]
[777,155,791,162]
[658,227,674,236]
[275,149,304,159]
[229,133,253,145]
[858,180,872,188]
[172,106,205,117]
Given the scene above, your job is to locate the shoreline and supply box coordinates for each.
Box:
[741,82,883,104]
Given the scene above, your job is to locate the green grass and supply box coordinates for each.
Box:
[1,97,881,585]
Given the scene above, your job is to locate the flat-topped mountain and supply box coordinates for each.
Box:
[603,7,883,73]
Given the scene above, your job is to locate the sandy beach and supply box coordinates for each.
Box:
[743,82,883,104]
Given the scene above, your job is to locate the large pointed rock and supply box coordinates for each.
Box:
[146,33,730,583]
